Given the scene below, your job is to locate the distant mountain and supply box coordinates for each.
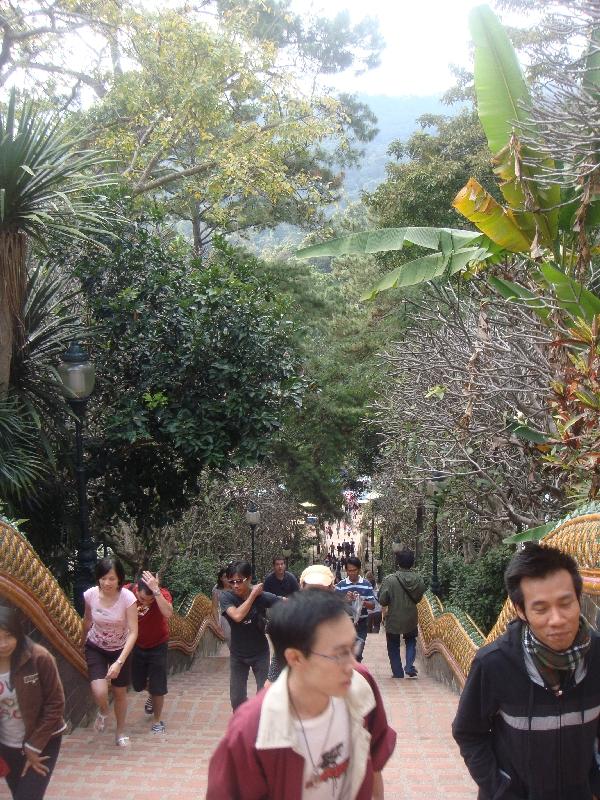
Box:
[343,94,452,200]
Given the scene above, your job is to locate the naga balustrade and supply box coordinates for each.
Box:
[417,508,600,690]
[0,506,599,713]
[0,518,224,676]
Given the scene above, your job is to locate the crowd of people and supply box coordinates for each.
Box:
[0,525,599,799]
[208,538,600,800]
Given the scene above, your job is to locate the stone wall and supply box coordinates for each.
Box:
[417,642,463,694]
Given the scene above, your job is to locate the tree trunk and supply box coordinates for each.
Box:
[0,291,12,395]
[0,231,27,394]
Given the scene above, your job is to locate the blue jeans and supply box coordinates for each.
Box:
[355,617,369,663]
[386,629,417,677]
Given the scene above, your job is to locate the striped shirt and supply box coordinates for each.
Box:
[335,576,375,619]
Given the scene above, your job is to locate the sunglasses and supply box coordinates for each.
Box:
[229,578,247,585]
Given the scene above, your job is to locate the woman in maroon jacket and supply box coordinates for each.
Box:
[0,605,66,800]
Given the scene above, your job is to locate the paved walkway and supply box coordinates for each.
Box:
[33,631,477,800]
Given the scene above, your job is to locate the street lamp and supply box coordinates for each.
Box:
[425,471,451,597]
[245,501,260,582]
[282,547,292,568]
[58,341,96,616]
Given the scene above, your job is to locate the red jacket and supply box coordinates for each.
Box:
[207,664,396,800]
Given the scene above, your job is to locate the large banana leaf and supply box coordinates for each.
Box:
[470,5,530,156]
[469,6,559,241]
[583,28,600,229]
[360,247,489,300]
[295,227,482,259]
[453,178,532,252]
[489,267,600,326]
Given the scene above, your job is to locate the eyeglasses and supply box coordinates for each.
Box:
[309,639,362,664]
[229,578,247,585]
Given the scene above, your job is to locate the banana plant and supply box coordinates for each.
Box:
[297,5,598,298]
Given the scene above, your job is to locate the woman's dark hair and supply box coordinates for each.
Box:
[268,591,348,663]
[0,605,27,680]
[95,557,126,588]
[346,556,361,570]
[396,549,415,569]
[217,567,228,589]
[504,544,582,611]
[226,561,252,580]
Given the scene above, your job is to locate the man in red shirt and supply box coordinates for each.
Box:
[128,570,173,734]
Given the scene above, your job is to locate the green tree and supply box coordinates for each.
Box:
[366,109,495,231]
[57,211,302,566]
[4,2,381,246]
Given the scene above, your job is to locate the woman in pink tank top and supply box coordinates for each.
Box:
[82,558,138,747]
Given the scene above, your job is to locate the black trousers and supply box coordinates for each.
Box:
[0,735,61,800]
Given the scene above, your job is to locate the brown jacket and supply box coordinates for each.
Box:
[12,640,66,752]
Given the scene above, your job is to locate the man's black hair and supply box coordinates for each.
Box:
[504,544,582,611]
[226,560,252,579]
[272,555,286,565]
[346,556,361,570]
[268,591,349,663]
[136,576,152,595]
[95,556,126,588]
[396,549,415,569]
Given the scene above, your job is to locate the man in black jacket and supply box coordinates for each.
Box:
[262,556,299,598]
[452,544,600,800]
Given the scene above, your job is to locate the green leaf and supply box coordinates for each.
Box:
[538,263,600,322]
[425,385,446,400]
[469,4,530,155]
[296,227,481,259]
[503,521,557,544]
[506,419,551,444]
[469,5,559,241]
[488,276,550,321]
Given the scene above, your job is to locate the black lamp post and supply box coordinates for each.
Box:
[246,501,260,582]
[426,471,450,597]
[58,341,96,616]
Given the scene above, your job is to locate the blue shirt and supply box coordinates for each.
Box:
[335,576,375,619]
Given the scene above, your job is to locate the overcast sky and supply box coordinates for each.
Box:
[293,0,527,96]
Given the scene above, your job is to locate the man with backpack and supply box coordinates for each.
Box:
[379,549,425,679]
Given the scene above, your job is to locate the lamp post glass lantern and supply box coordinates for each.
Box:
[245,501,260,582]
[58,341,96,615]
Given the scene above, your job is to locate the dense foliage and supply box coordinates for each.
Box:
[47,212,304,566]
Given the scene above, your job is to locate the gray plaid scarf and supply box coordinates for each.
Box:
[522,615,591,693]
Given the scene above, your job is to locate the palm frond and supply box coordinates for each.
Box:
[0,89,119,245]
[0,395,47,504]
